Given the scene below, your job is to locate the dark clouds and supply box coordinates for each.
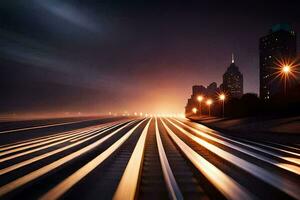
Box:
[1,0,300,115]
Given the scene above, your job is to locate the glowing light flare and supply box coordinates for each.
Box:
[197,95,204,102]
[192,108,197,114]
[179,113,185,118]
[206,99,213,106]
[282,65,290,74]
[272,57,300,81]
[219,94,226,101]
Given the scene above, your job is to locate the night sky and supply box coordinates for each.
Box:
[1,0,300,116]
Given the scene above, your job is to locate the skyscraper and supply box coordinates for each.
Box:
[259,23,297,100]
[222,54,243,98]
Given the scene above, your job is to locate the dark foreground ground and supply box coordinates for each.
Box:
[0,116,299,200]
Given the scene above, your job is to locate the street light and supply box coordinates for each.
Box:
[282,65,291,96]
[273,57,300,98]
[219,94,226,118]
[197,95,204,115]
[282,65,290,73]
[192,107,197,114]
[206,99,213,116]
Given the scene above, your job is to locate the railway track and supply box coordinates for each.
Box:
[0,117,299,200]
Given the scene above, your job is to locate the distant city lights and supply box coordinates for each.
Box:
[219,94,226,101]
[192,107,197,114]
[107,111,185,118]
[197,95,204,102]
[206,99,213,105]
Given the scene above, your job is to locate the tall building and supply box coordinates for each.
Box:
[222,54,243,98]
[259,23,297,100]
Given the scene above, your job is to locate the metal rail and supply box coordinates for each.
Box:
[113,118,152,200]
[160,118,253,200]
[155,118,183,200]
[40,119,147,200]
[0,120,137,197]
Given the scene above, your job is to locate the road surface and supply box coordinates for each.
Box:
[0,117,299,200]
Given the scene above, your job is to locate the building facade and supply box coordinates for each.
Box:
[222,55,243,98]
[259,24,297,100]
[185,82,221,116]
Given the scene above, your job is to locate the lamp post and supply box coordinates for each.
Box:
[206,99,213,117]
[219,94,226,118]
[282,65,290,97]
[197,95,204,116]
[192,107,197,115]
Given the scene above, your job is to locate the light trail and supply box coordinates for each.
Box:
[180,118,300,159]
[0,127,94,152]
[241,139,300,158]
[0,129,97,163]
[154,118,183,200]
[0,117,298,199]
[113,118,151,200]
[172,118,300,175]
[268,142,300,152]
[0,120,125,152]
[160,118,253,200]
[0,128,97,157]
[40,118,148,200]
[168,119,300,199]
[0,119,137,197]
[177,119,300,165]
[0,118,103,135]
[0,120,130,175]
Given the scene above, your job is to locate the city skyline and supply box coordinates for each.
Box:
[222,54,244,98]
[1,2,300,199]
[259,23,297,101]
[1,1,300,115]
